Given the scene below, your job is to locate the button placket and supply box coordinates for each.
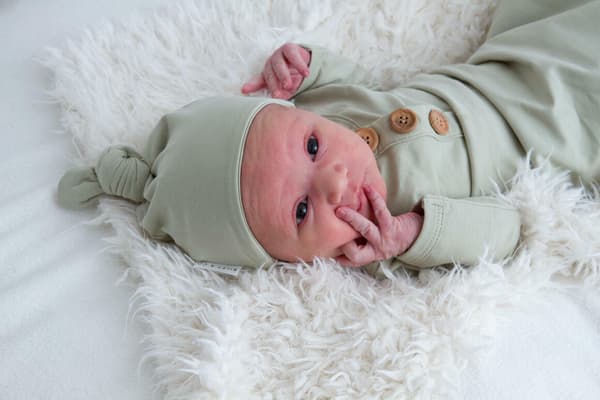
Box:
[355,106,459,157]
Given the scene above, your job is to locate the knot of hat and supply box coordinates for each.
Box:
[57,145,150,208]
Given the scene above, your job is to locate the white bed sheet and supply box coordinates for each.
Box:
[1,1,599,399]
[0,1,162,399]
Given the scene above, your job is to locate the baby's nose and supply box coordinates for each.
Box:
[322,164,348,204]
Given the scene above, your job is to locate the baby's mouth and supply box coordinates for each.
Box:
[353,188,365,213]
[357,188,373,219]
[354,195,362,213]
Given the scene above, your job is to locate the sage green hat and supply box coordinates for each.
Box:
[57,96,295,268]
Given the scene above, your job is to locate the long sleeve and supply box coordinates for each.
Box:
[293,45,380,97]
[365,195,521,277]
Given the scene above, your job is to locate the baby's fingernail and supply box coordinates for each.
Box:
[336,208,347,217]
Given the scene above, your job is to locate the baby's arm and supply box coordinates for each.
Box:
[242,43,379,100]
[337,189,521,270]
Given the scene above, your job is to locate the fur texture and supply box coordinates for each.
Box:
[43,0,600,398]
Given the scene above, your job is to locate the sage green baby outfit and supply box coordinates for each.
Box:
[58,0,600,277]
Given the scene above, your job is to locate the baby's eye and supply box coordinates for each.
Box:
[307,135,318,160]
[296,198,308,225]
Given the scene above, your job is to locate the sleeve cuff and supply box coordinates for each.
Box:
[292,44,378,97]
[293,44,322,96]
[396,195,521,269]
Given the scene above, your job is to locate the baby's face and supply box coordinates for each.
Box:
[241,104,387,263]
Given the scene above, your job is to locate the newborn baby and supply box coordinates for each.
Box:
[58,0,600,277]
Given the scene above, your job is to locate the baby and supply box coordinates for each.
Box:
[58,0,600,277]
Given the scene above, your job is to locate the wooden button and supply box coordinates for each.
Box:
[355,127,379,151]
[429,109,449,135]
[389,108,418,133]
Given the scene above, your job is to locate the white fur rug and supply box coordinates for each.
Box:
[43,0,600,398]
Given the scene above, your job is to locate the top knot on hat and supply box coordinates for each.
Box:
[57,145,150,209]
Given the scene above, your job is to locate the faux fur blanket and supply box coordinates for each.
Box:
[43,0,600,398]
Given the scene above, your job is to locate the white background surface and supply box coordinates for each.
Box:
[0,1,163,399]
[1,1,599,399]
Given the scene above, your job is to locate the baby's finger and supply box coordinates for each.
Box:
[336,207,382,245]
[262,62,283,98]
[339,240,377,267]
[241,75,266,94]
[282,44,310,76]
[270,50,292,90]
[364,185,393,231]
[334,254,362,268]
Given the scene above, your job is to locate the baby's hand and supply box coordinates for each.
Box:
[241,43,310,100]
[334,185,423,268]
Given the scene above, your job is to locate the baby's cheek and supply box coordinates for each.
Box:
[334,220,361,242]
[315,213,361,256]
